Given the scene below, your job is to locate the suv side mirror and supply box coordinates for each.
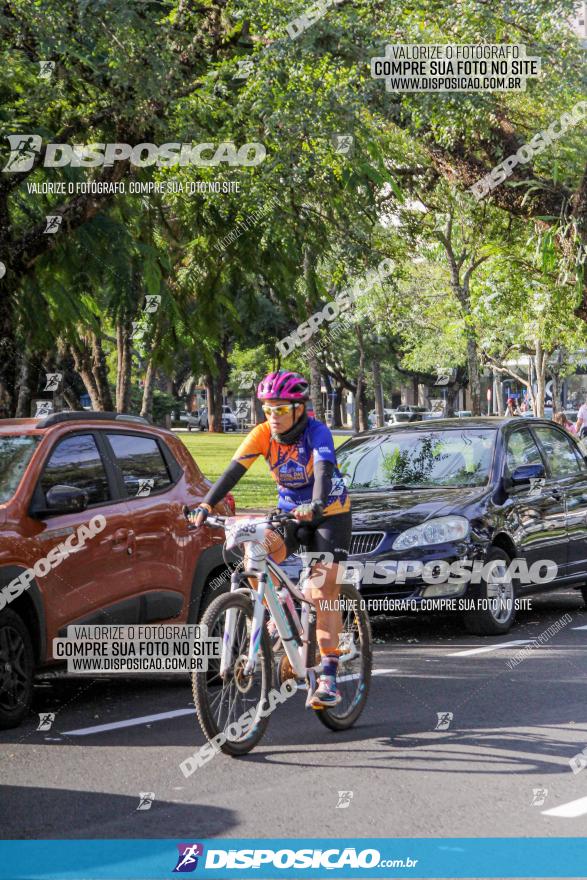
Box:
[31,484,89,517]
[509,463,545,486]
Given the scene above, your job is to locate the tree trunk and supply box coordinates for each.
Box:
[332,385,343,428]
[466,335,482,416]
[534,339,546,418]
[15,354,32,418]
[116,318,133,413]
[0,280,16,417]
[140,321,162,421]
[355,327,366,432]
[550,369,561,414]
[91,332,114,410]
[213,372,224,433]
[308,352,324,422]
[372,358,384,427]
[254,394,265,425]
[205,373,216,430]
[141,361,156,420]
[359,385,369,432]
[445,384,460,418]
[70,341,101,410]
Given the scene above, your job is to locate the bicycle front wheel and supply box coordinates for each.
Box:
[315,581,372,731]
[193,591,274,756]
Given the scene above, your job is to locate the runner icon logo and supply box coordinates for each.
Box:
[435,711,454,730]
[136,792,155,811]
[531,787,548,806]
[36,712,56,731]
[336,790,354,808]
[173,843,204,873]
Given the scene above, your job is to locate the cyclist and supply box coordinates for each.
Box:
[190,370,351,707]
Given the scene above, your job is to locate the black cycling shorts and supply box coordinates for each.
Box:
[276,511,352,564]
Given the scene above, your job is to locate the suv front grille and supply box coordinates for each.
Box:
[349,531,385,556]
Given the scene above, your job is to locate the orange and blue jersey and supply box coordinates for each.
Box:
[232,418,350,516]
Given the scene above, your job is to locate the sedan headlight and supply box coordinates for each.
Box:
[392,515,470,551]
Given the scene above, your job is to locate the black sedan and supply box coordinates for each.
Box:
[334,418,587,635]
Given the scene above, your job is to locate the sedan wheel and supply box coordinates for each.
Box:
[462,548,517,636]
[0,610,35,729]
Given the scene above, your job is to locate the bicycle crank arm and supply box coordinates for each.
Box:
[304,668,318,708]
[338,645,360,664]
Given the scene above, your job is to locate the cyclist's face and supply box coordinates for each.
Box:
[265,399,301,432]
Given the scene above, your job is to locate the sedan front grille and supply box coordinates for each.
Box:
[349,531,385,556]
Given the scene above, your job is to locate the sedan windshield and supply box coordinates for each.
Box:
[0,435,39,503]
[337,429,496,490]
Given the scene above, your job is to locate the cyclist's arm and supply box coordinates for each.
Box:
[203,461,247,508]
[312,459,334,507]
[202,423,270,508]
[310,421,338,512]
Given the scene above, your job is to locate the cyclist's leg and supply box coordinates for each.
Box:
[304,513,352,705]
[306,513,352,652]
[243,527,288,588]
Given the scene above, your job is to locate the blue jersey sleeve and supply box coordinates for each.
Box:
[309,420,337,465]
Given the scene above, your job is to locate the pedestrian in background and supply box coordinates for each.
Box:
[505,398,519,417]
[553,412,577,434]
[575,397,587,437]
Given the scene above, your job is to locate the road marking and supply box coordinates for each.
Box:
[448,640,533,657]
[64,669,399,734]
[542,796,587,818]
[63,708,194,736]
[572,625,587,630]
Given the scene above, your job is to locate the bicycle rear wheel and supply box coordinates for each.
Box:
[193,591,274,756]
[315,581,372,731]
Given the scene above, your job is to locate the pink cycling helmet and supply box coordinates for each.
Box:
[257,370,310,401]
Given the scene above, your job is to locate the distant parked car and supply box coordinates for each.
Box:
[393,405,429,423]
[368,409,396,428]
[188,406,238,432]
[521,406,553,420]
[455,410,473,418]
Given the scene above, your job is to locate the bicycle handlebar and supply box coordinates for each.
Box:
[183,505,295,531]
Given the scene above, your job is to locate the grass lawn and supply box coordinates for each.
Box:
[178,430,346,510]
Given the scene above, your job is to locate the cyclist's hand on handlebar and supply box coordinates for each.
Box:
[292,501,324,522]
[187,503,213,528]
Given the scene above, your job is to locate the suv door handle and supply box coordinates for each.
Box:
[111,528,128,549]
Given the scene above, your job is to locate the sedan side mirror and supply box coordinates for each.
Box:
[509,463,545,486]
[31,484,89,517]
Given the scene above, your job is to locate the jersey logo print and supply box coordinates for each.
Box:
[278,459,308,485]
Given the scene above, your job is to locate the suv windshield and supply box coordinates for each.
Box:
[338,429,496,490]
[0,435,39,503]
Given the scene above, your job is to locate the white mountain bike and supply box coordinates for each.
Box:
[187,510,372,756]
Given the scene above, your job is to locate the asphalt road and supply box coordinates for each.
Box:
[3,590,587,842]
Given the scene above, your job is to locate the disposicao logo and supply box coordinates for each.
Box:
[2,136,266,172]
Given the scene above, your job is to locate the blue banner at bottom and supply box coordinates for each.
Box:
[0,838,586,880]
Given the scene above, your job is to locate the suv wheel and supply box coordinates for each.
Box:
[462,547,517,636]
[0,610,35,729]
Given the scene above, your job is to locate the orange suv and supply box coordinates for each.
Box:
[0,412,234,729]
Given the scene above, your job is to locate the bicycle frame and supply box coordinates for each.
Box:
[221,554,314,682]
[219,537,360,691]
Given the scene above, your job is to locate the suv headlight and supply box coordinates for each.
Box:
[392,515,469,551]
